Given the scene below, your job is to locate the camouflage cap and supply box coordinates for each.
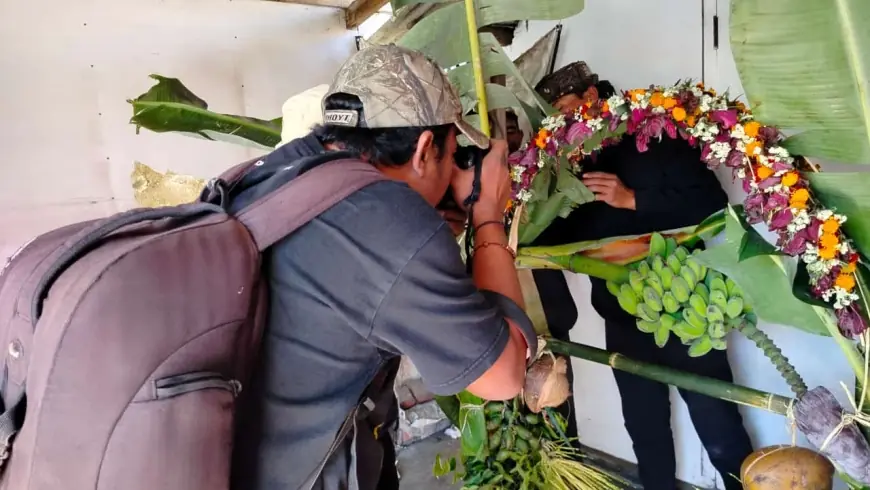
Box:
[323,44,489,149]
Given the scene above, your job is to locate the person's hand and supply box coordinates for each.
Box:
[439,208,468,237]
[581,172,636,210]
[450,139,512,223]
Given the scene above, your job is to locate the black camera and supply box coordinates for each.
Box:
[437,145,487,211]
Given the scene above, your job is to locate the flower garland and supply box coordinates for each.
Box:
[510,80,866,337]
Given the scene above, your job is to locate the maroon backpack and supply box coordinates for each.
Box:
[0,158,388,489]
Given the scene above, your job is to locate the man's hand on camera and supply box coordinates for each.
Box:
[450,139,512,223]
[582,172,636,210]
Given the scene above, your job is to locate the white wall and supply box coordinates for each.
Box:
[508,1,855,488]
[0,0,356,261]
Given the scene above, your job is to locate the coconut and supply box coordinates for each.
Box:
[523,354,571,413]
[741,445,834,490]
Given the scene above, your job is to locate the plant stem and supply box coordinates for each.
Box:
[736,321,808,397]
[463,0,489,136]
[514,253,630,283]
[547,339,795,415]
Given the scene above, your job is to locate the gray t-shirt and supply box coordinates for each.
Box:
[232,178,510,489]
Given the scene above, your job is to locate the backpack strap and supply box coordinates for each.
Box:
[299,357,402,490]
[234,159,386,251]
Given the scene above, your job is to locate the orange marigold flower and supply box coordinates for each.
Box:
[686,115,697,127]
[791,188,810,203]
[819,246,838,260]
[843,261,858,274]
[743,121,761,138]
[745,141,762,157]
[534,129,550,149]
[781,171,799,187]
[630,89,646,102]
[663,97,677,109]
[822,218,840,234]
[650,92,665,107]
[791,200,808,210]
[672,107,687,122]
[820,233,839,249]
[836,273,856,291]
[601,101,610,113]
[756,165,774,180]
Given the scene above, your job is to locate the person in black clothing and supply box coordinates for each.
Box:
[531,64,754,490]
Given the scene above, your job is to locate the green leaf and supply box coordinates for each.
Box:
[792,260,831,308]
[399,3,470,70]
[432,454,455,478]
[737,224,782,261]
[694,206,832,336]
[806,172,870,259]
[393,0,585,26]
[517,192,571,245]
[434,395,461,426]
[555,165,594,205]
[456,391,488,458]
[729,0,870,163]
[695,205,743,242]
[474,0,585,26]
[128,75,282,150]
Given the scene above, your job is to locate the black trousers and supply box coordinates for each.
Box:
[533,269,752,490]
[605,318,753,490]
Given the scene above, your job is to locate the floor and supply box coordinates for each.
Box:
[396,432,462,489]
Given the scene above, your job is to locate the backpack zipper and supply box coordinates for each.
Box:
[154,371,242,400]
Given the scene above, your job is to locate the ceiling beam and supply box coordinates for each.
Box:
[345,0,390,29]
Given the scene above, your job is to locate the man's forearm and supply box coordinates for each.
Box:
[469,209,525,310]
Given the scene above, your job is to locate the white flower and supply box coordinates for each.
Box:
[736,167,747,179]
[730,125,746,141]
[608,95,626,109]
[517,189,533,202]
[815,209,833,221]
[510,166,524,183]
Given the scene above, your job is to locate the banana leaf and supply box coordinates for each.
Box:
[805,172,870,259]
[393,0,584,26]
[129,75,282,150]
[694,206,833,336]
[729,0,870,164]
[456,391,488,458]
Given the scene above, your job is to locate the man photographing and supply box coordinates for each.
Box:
[229,44,537,490]
[531,62,754,490]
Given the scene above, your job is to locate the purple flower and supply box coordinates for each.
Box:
[782,234,806,255]
[640,117,665,141]
[837,306,868,337]
[769,208,793,230]
[742,177,753,194]
[636,134,650,152]
[630,108,647,125]
[664,118,678,139]
[711,110,739,129]
[545,139,559,157]
[744,193,765,224]
[815,273,833,293]
[566,122,592,145]
[519,147,537,168]
[757,126,782,144]
[767,192,789,210]
[726,149,745,168]
[771,161,792,173]
[758,177,781,190]
[802,218,822,243]
[609,116,622,132]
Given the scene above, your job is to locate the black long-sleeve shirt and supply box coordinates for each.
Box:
[533,135,729,329]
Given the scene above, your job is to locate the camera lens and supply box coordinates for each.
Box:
[454,146,484,170]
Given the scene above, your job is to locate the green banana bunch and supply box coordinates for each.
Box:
[607,232,755,358]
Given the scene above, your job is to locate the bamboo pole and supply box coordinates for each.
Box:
[547,339,796,415]
[463,0,490,137]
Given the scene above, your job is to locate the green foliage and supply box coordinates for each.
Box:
[694,206,833,336]
[729,0,870,163]
[128,75,281,149]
